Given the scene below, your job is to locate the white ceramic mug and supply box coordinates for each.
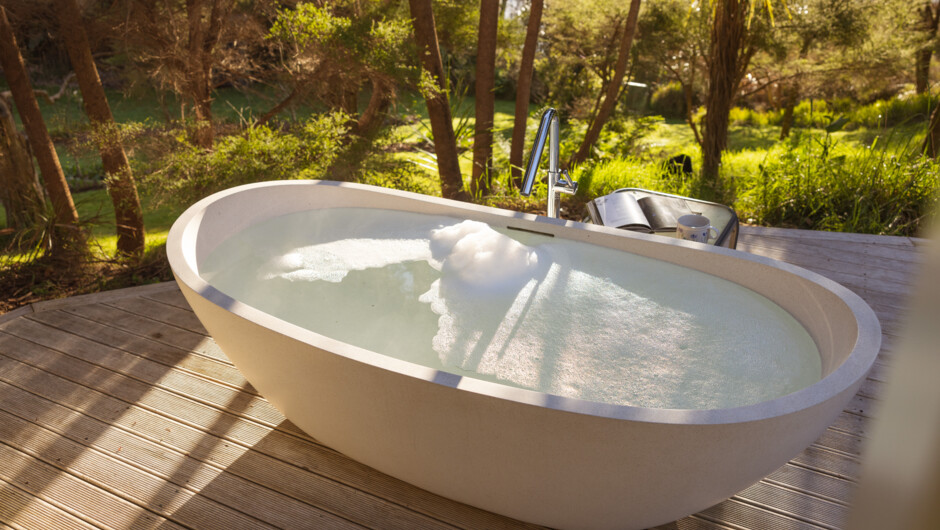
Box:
[676,214,718,244]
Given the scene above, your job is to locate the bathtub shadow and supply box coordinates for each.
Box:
[168,417,547,529]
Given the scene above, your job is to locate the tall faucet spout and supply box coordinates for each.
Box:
[520,108,577,218]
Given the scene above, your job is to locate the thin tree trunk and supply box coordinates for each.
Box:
[186,0,226,149]
[356,78,391,138]
[924,103,940,158]
[0,6,83,255]
[342,84,359,117]
[257,84,305,127]
[471,0,499,197]
[569,0,641,166]
[779,81,799,140]
[683,81,703,147]
[408,0,467,201]
[509,0,543,189]
[916,48,932,95]
[56,0,145,257]
[0,97,43,232]
[702,0,748,181]
[916,3,938,94]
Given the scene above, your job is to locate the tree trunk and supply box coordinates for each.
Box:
[356,78,391,138]
[0,6,83,256]
[471,0,499,197]
[702,0,749,181]
[56,0,145,258]
[779,81,800,140]
[257,84,306,127]
[569,0,642,166]
[0,97,44,233]
[186,0,226,149]
[916,3,939,95]
[916,48,932,95]
[509,0,543,189]
[683,80,703,147]
[408,0,467,201]
[342,84,359,117]
[924,102,940,158]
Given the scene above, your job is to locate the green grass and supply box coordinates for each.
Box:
[72,189,182,257]
[1,188,182,262]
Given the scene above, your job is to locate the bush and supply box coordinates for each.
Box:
[560,114,664,166]
[790,99,830,129]
[142,112,350,207]
[729,106,779,127]
[573,153,701,200]
[732,131,940,236]
[848,92,939,129]
[649,82,686,119]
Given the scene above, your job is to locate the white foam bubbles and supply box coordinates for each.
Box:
[428,220,541,292]
[259,238,432,283]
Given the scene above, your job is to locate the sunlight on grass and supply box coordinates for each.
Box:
[88,231,169,260]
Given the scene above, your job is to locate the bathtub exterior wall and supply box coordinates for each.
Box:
[169,181,881,530]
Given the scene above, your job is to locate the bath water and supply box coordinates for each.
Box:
[201,207,821,410]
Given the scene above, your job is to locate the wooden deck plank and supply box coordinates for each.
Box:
[0,408,276,530]
[0,482,100,530]
[0,329,306,450]
[145,287,196,311]
[60,302,228,364]
[0,441,184,530]
[655,518,740,530]
[763,464,856,505]
[735,236,920,287]
[0,226,923,530]
[0,331,531,530]
[734,237,922,275]
[0,378,413,530]
[27,308,255,395]
[107,295,209,334]
[789,446,862,482]
[827,412,868,439]
[734,480,848,528]
[697,497,828,530]
[0,317,286,429]
[738,225,922,251]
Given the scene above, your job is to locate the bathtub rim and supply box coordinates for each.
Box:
[167,179,882,426]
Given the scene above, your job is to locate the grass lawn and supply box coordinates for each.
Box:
[73,189,182,257]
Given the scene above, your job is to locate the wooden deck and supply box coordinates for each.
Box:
[0,226,924,530]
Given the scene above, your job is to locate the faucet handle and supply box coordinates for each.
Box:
[554,169,578,195]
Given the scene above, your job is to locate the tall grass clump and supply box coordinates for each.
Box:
[846,92,939,129]
[573,154,700,200]
[734,130,940,236]
[729,106,779,127]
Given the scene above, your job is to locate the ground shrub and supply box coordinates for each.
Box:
[729,106,778,127]
[790,99,831,129]
[732,131,939,236]
[141,112,350,207]
[561,114,663,166]
[847,92,939,129]
[573,154,699,200]
[649,82,686,119]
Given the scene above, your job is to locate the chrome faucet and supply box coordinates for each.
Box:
[520,108,578,218]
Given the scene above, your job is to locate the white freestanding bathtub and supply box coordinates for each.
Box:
[167,180,881,530]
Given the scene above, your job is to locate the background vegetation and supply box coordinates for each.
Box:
[1,0,939,310]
